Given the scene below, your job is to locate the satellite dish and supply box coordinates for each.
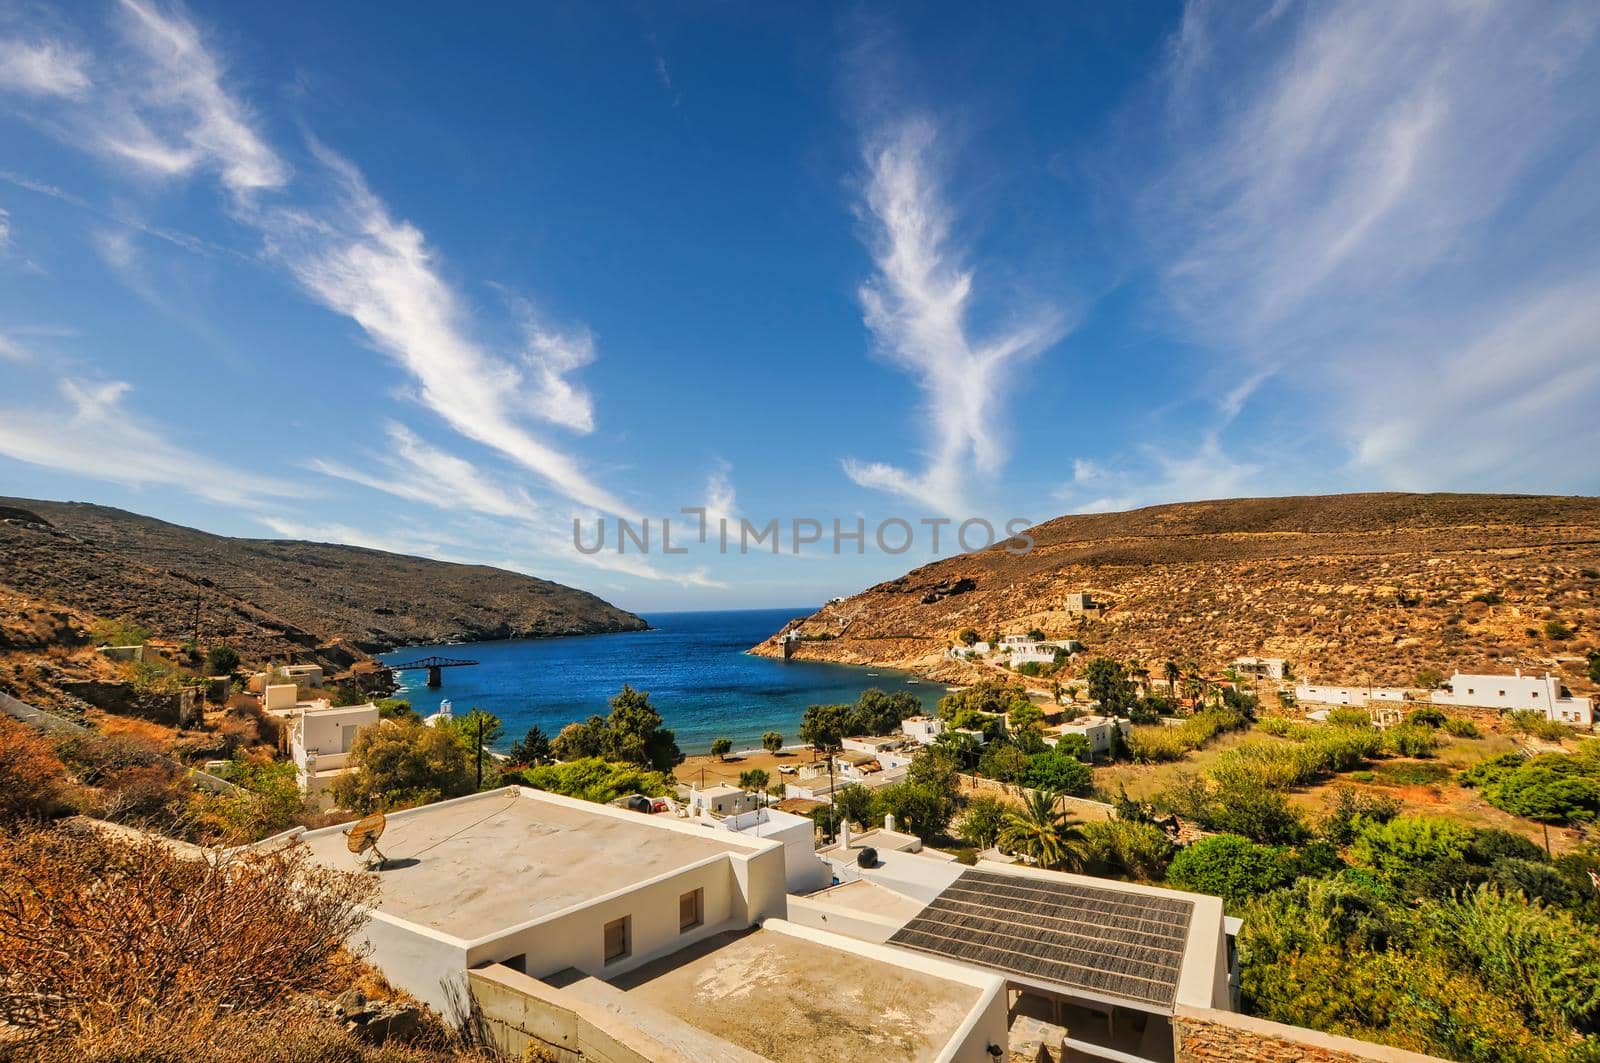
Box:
[345,811,388,869]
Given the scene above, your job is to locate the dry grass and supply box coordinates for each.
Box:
[9,1006,501,1063]
[0,823,376,1045]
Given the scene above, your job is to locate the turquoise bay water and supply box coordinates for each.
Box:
[378,607,946,755]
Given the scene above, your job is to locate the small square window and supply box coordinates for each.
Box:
[603,917,630,964]
[679,888,704,932]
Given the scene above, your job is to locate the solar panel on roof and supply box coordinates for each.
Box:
[888,869,1194,1009]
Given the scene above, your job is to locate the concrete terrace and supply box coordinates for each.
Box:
[297,788,756,939]
[580,926,988,1063]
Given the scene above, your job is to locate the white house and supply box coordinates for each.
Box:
[1233,657,1288,681]
[1293,682,1409,707]
[901,715,944,745]
[1045,714,1130,757]
[783,764,908,802]
[841,735,905,756]
[289,701,379,803]
[1433,669,1593,725]
[277,787,1013,1063]
[262,683,302,715]
[688,783,760,817]
[992,637,1083,667]
[695,805,831,894]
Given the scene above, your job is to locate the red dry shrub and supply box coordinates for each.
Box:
[0,824,377,1045]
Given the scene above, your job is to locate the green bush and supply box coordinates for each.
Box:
[1443,717,1481,738]
[1507,710,1571,742]
[1022,750,1092,795]
[1123,707,1249,763]
[1319,784,1402,846]
[1154,771,1308,845]
[514,758,672,804]
[1543,619,1574,641]
[1080,819,1174,882]
[1326,708,1374,729]
[1405,706,1446,728]
[1209,728,1381,791]
[1167,834,1291,910]
[1351,815,1473,884]
[1382,723,1439,758]
[955,794,1014,849]
[90,616,150,646]
[1238,875,1600,1061]
[203,646,241,676]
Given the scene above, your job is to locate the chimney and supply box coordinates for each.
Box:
[884,813,897,832]
[840,815,852,850]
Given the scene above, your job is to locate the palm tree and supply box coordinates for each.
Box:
[1129,660,1150,698]
[997,789,1086,871]
[739,768,771,810]
[1164,660,1182,696]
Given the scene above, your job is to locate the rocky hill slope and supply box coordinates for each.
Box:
[754,493,1600,691]
[0,498,646,676]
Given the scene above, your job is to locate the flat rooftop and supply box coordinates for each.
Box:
[298,789,752,939]
[592,927,983,1063]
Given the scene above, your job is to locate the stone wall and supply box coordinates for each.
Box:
[1173,1007,1446,1063]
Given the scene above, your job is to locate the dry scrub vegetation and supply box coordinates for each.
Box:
[763,493,1600,692]
[0,827,375,1041]
[0,716,496,1062]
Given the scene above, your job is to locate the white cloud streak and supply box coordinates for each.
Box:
[258,145,630,515]
[0,1,633,523]
[704,461,737,527]
[1144,0,1600,490]
[309,422,540,523]
[0,376,302,504]
[0,38,91,98]
[844,119,1065,514]
[105,0,287,196]
[1063,433,1263,515]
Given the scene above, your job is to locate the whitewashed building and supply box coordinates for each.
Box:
[901,715,944,745]
[1045,715,1130,757]
[289,701,379,803]
[1293,682,1409,707]
[696,805,831,894]
[1233,657,1289,681]
[1433,670,1593,725]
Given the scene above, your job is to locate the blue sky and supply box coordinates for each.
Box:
[1,1,1597,612]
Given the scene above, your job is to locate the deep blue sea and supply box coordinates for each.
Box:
[377,608,946,755]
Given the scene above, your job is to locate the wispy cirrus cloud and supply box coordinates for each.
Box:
[1060,432,1263,514]
[0,0,633,523]
[1139,0,1600,491]
[703,460,737,527]
[843,118,1066,514]
[101,0,287,196]
[0,375,302,504]
[259,144,630,515]
[309,422,540,523]
[0,38,91,98]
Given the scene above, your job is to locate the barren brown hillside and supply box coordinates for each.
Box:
[0,498,645,705]
[753,493,1600,692]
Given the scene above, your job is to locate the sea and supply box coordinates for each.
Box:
[377,607,946,756]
